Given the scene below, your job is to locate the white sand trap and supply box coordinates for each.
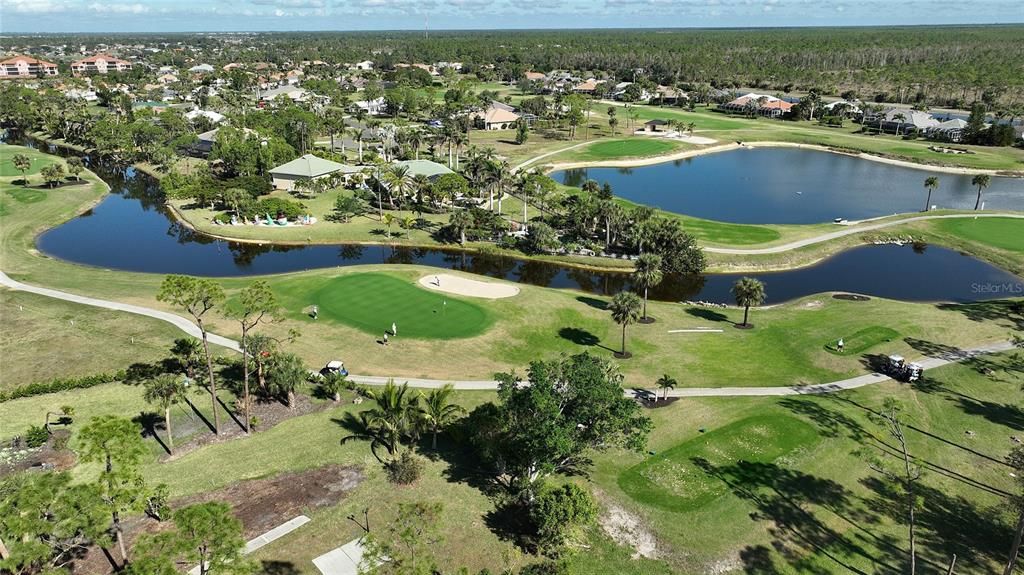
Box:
[418,273,520,299]
[674,134,718,145]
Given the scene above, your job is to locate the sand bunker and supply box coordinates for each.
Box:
[418,273,520,299]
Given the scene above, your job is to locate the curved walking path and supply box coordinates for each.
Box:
[2,270,1014,398]
[704,213,1024,255]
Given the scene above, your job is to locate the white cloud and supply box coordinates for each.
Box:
[88,2,150,13]
[4,0,70,13]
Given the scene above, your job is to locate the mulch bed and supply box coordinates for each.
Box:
[0,430,78,477]
[73,464,365,574]
[833,293,871,302]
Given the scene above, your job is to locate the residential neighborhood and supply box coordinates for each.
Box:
[0,19,1023,575]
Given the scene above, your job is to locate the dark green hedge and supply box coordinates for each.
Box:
[0,371,126,402]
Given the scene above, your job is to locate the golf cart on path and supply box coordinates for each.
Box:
[310,360,349,380]
[884,355,922,382]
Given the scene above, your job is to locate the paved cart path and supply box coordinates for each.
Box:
[2,271,1014,397]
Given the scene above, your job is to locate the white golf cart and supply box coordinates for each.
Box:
[885,355,923,382]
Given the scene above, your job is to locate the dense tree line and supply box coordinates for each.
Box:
[11,26,1024,103]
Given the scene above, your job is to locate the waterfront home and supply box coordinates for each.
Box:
[718,93,794,118]
[269,154,360,191]
[0,55,59,78]
[863,108,940,135]
[928,118,969,143]
[71,54,133,75]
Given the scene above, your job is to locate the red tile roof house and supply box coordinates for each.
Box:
[718,93,794,118]
[0,55,59,78]
[71,54,133,75]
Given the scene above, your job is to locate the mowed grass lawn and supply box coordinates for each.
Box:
[568,138,685,161]
[0,144,60,176]
[588,350,1024,574]
[935,217,1024,252]
[618,414,820,513]
[271,272,492,339]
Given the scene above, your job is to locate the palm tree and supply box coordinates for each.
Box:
[143,374,185,454]
[449,209,471,245]
[399,214,417,239]
[893,112,906,136]
[12,154,31,187]
[339,411,396,463]
[609,291,642,358]
[732,277,766,328]
[655,374,677,400]
[351,128,365,162]
[633,253,664,323]
[972,174,991,210]
[407,129,423,160]
[381,213,395,239]
[419,384,465,450]
[353,380,420,458]
[922,176,939,212]
[321,371,348,402]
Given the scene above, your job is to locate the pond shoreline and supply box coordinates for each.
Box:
[542,140,1023,176]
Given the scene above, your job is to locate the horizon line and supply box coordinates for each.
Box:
[3,22,1024,35]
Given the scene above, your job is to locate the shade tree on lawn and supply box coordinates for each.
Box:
[469,353,651,493]
[633,253,663,323]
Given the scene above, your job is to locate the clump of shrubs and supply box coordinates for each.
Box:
[24,425,50,448]
[385,451,425,485]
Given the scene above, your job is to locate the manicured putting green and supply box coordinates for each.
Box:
[936,217,1024,253]
[618,415,818,513]
[824,325,899,355]
[280,273,492,339]
[581,139,680,160]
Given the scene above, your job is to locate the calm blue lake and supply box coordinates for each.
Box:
[553,147,1024,224]
[13,137,1022,305]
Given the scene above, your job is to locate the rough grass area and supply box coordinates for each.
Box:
[271,272,493,340]
[617,414,819,513]
[0,290,187,392]
[934,217,1024,253]
[824,325,900,355]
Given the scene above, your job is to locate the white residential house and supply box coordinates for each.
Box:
[188,63,214,74]
[355,96,387,115]
[65,89,98,102]
[185,109,226,124]
[354,60,374,71]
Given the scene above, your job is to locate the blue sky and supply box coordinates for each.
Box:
[2,0,1022,33]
